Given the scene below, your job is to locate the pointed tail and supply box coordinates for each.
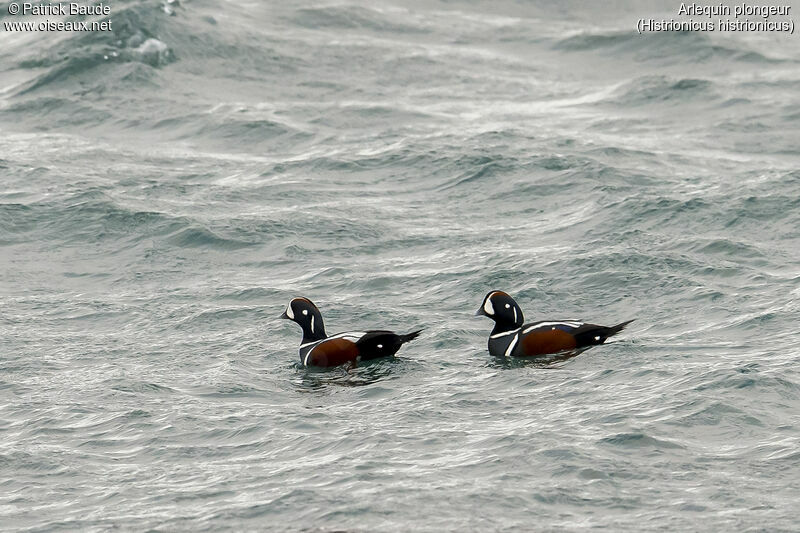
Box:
[608,319,635,336]
[399,329,423,344]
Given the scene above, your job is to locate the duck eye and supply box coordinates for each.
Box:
[302,309,308,315]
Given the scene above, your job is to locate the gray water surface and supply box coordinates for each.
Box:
[2,1,800,530]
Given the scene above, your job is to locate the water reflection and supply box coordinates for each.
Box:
[486,348,590,369]
[293,357,409,390]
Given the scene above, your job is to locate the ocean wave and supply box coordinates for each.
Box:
[3,1,800,530]
[166,226,258,250]
[9,2,179,95]
[554,29,783,64]
[0,191,184,245]
[598,432,685,449]
[605,75,716,106]
[288,5,431,34]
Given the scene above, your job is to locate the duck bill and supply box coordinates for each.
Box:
[278,310,289,319]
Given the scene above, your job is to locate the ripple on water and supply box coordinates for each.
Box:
[2,0,800,531]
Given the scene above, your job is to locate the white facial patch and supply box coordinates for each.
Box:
[302,309,308,315]
[505,303,510,308]
[285,303,295,319]
[310,315,315,333]
[483,297,495,316]
[377,344,383,349]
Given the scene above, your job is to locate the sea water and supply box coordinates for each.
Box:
[1,1,799,530]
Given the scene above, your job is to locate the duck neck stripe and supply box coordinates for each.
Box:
[300,339,320,349]
[504,333,519,357]
[490,328,520,339]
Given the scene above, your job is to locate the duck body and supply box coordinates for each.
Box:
[298,329,421,367]
[478,291,633,358]
[281,297,421,367]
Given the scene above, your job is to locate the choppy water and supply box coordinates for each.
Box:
[2,0,800,530]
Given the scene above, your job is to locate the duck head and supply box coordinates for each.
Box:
[280,297,327,342]
[476,290,524,332]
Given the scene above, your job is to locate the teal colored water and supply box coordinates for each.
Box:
[2,1,800,530]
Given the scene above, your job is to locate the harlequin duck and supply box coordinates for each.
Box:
[476,291,633,357]
[280,297,422,367]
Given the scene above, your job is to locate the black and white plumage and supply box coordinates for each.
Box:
[279,297,421,367]
[476,291,633,358]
